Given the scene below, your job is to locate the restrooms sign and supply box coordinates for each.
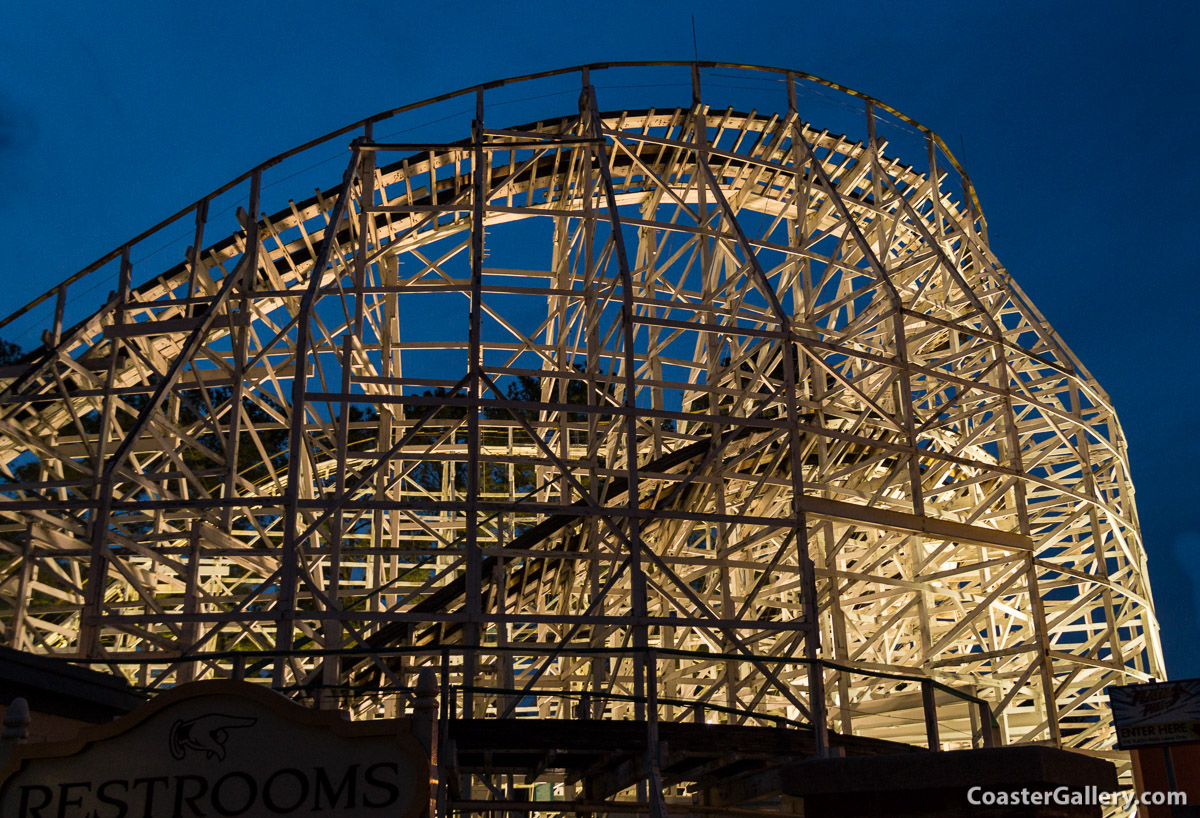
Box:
[0,680,430,818]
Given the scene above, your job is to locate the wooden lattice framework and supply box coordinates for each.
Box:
[0,64,1163,765]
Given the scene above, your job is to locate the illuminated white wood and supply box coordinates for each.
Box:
[0,65,1160,780]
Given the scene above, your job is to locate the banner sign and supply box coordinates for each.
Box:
[0,680,429,818]
[1108,679,1200,749]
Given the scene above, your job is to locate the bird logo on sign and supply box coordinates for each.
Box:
[168,713,257,761]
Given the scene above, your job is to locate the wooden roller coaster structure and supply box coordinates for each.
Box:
[0,63,1163,787]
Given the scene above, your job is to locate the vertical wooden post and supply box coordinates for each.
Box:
[49,284,66,348]
[581,69,648,718]
[463,88,486,720]
[921,680,940,751]
[79,245,131,659]
[977,699,997,748]
[178,522,202,684]
[11,527,34,653]
[277,148,360,686]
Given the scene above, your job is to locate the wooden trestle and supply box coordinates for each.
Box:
[0,63,1162,806]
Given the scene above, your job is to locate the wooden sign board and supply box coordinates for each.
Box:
[1109,679,1200,749]
[0,680,430,818]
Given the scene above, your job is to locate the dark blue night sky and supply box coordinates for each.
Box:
[1,1,1197,676]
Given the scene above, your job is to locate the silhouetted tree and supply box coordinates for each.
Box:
[0,338,23,365]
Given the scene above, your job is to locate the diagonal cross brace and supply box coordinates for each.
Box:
[78,170,263,658]
[275,143,364,682]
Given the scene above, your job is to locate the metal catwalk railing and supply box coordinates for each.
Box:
[51,644,997,753]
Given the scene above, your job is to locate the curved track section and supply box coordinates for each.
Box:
[0,64,1162,761]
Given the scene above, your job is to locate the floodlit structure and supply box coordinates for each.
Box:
[0,62,1164,794]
